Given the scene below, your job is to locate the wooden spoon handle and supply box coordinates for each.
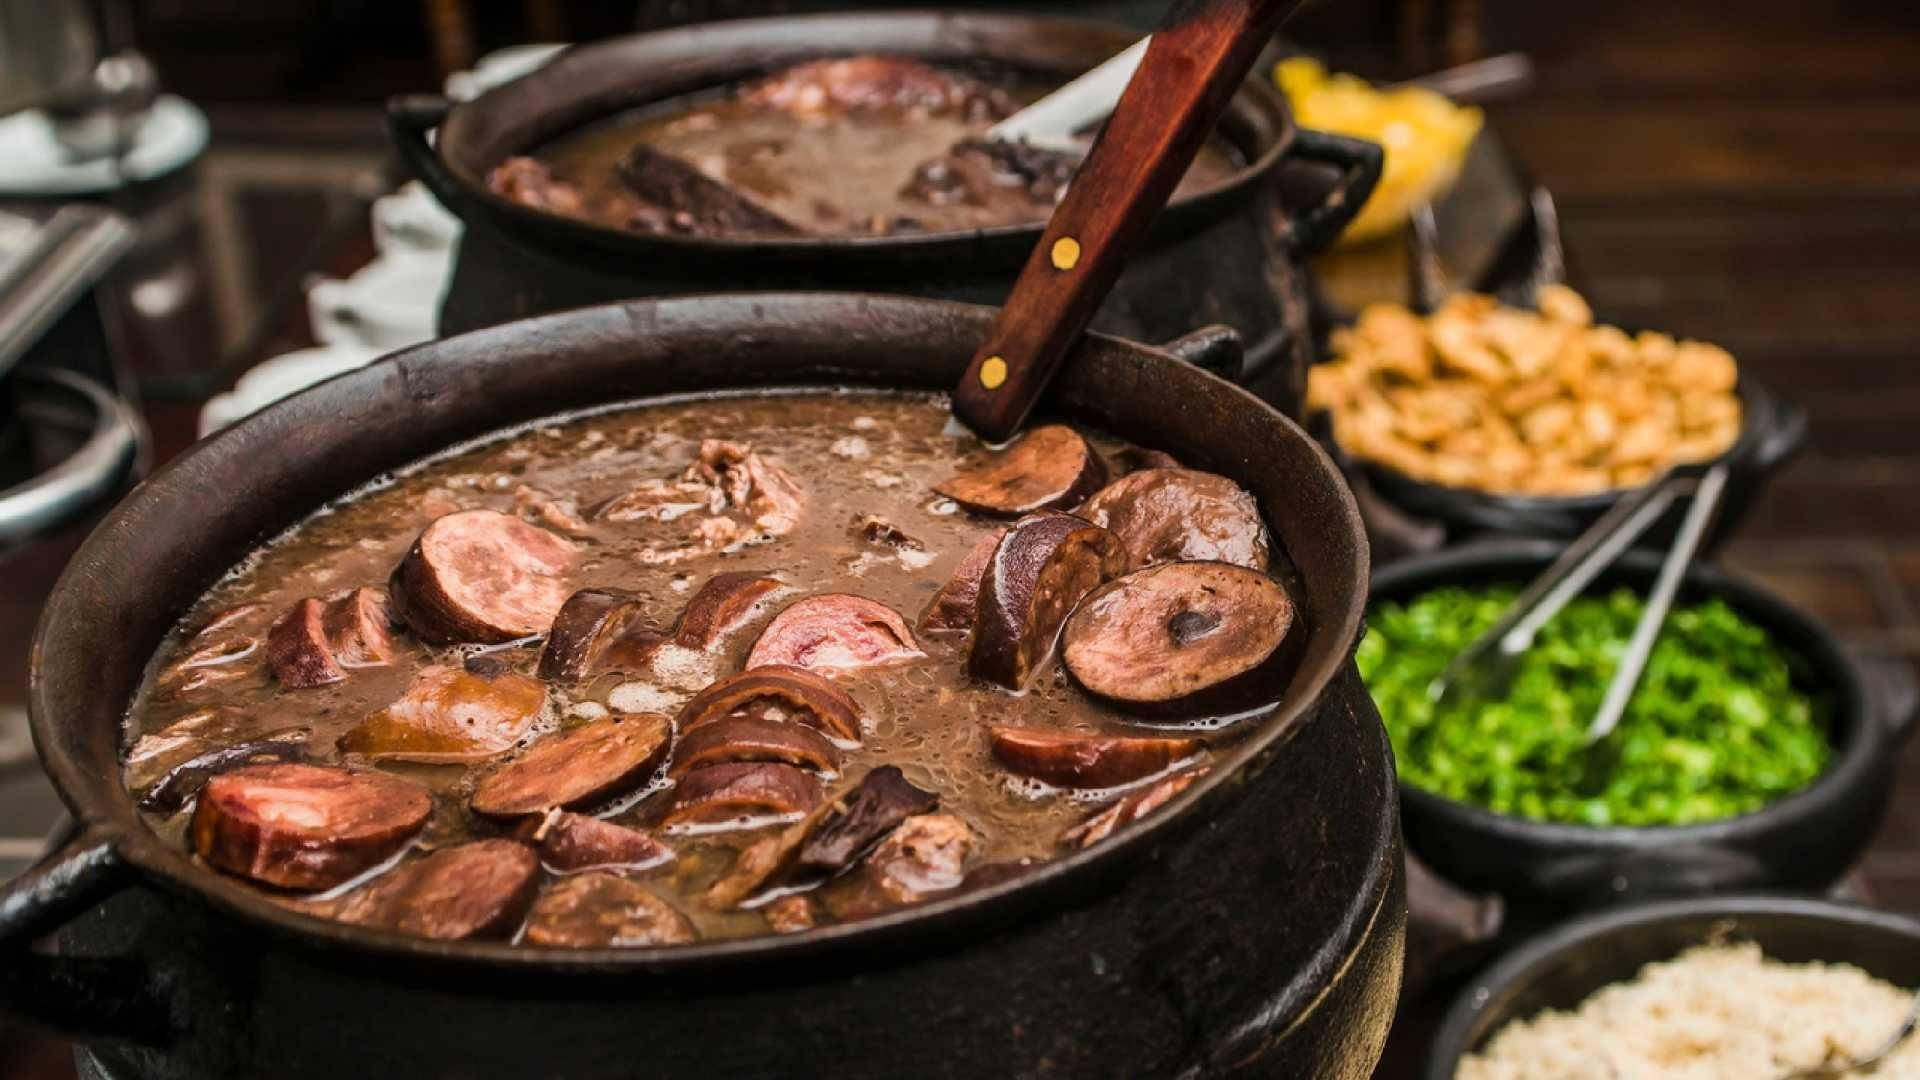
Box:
[953,0,1308,442]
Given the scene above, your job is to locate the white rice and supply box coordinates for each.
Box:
[1458,942,1920,1079]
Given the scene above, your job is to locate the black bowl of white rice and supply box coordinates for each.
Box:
[1429,894,1920,1079]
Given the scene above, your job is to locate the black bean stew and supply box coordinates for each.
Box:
[123,391,1303,946]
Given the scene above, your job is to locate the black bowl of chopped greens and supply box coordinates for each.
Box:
[1366,540,1911,910]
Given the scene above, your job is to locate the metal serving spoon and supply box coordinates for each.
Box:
[1775,990,1920,1079]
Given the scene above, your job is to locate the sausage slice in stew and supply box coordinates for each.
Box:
[191,762,431,890]
[1078,468,1269,571]
[267,598,346,688]
[469,713,671,819]
[676,666,863,742]
[537,589,662,682]
[1062,561,1296,713]
[138,729,309,814]
[934,425,1107,516]
[659,762,823,828]
[389,509,576,645]
[917,529,1004,635]
[796,765,938,875]
[745,593,924,675]
[338,664,546,763]
[672,572,785,650]
[968,512,1127,691]
[668,713,842,776]
[329,839,539,941]
[519,811,675,874]
[522,872,696,948]
[325,586,396,669]
[986,726,1203,789]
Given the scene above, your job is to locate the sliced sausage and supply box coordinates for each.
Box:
[745,594,924,675]
[935,425,1108,517]
[986,726,1204,789]
[1062,562,1296,714]
[324,586,395,668]
[519,811,675,874]
[191,763,431,890]
[674,666,862,742]
[330,839,538,941]
[522,872,696,948]
[796,766,938,876]
[968,512,1127,691]
[389,509,576,645]
[672,572,784,650]
[868,813,973,902]
[536,589,663,682]
[469,713,671,818]
[1061,767,1208,850]
[138,729,309,814]
[338,664,545,763]
[267,598,345,688]
[659,762,822,828]
[917,529,1004,635]
[763,894,817,934]
[668,714,841,776]
[1077,468,1270,571]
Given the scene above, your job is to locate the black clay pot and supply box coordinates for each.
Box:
[1371,540,1916,913]
[1425,894,1920,1078]
[4,294,1403,1079]
[387,11,1382,417]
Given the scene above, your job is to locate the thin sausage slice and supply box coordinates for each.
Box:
[968,512,1127,691]
[672,572,785,650]
[191,763,431,890]
[518,811,675,873]
[324,587,395,668]
[1061,767,1208,849]
[797,766,938,875]
[986,726,1203,789]
[668,714,841,776]
[522,872,696,948]
[330,840,538,941]
[659,762,822,828]
[917,529,1004,635]
[1062,562,1296,714]
[935,425,1108,517]
[536,589,662,682]
[674,666,862,742]
[1077,468,1270,571]
[389,509,576,645]
[468,714,671,818]
[338,665,545,763]
[745,594,924,675]
[267,598,345,688]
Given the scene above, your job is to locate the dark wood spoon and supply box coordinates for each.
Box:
[952,0,1311,442]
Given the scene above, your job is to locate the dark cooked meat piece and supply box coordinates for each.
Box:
[917,529,1005,635]
[522,872,696,948]
[868,813,973,902]
[659,762,822,828]
[488,156,588,216]
[388,509,576,644]
[536,589,663,682]
[796,766,938,876]
[338,664,545,763]
[705,828,805,910]
[851,514,923,552]
[469,714,672,819]
[325,587,395,669]
[1077,468,1270,571]
[137,729,310,814]
[675,666,863,742]
[738,57,1014,122]
[988,726,1204,789]
[745,593,924,675]
[1062,562,1296,714]
[901,138,1077,210]
[968,512,1127,691]
[668,713,842,776]
[597,440,803,563]
[1061,767,1208,849]
[935,425,1108,517]
[267,598,344,688]
[329,840,539,941]
[763,894,817,934]
[618,143,806,237]
[672,572,785,650]
[519,811,675,874]
[191,763,431,890]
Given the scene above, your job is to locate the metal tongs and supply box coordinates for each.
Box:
[1428,459,1732,746]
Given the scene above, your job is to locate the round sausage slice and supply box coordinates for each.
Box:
[522,872,696,948]
[935,425,1107,516]
[338,665,545,763]
[330,839,538,941]
[745,594,924,675]
[668,713,842,776]
[469,714,671,819]
[968,512,1128,691]
[1078,468,1270,571]
[986,726,1203,789]
[673,572,785,650]
[536,589,661,683]
[1062,562,1296,714]
[267,598,345,688]
[191,763,431,890]
[519,811,675,874]
[674,666,862,742]
[659,762,822,828]
[389,509,576,645]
